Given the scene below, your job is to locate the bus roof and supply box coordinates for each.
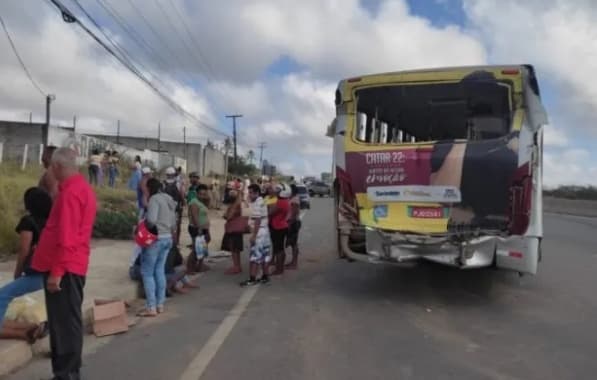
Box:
[339,64,533,85]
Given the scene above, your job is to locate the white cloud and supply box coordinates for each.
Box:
[544,148,597,187]
[0,0,595,183]
[463,0,597,131]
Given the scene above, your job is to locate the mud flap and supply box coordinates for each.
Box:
[495,236,540,275]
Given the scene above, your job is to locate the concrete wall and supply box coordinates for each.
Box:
[0,121,44,145]
[88,134,227,176]
[0,122,46,166]
[202,145,226,177]
[0,121,225,175]
[88,135,204,174]
[49,128,172,170]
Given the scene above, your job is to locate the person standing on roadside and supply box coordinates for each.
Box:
[138,167,152,220]
[285,184,302,269]
[211,175,221,210]
[269,183,290,275]
[163,167,184,247]
[39,145,58,200]
[222,189,244,274]
[31,148,97,380]
[187,184,211,273]
[186,172,200,204]
[240,184,271,286]
[138,178,176,317]
[87,149,102,186]
[243,175,251,206]
[108,151,119,188]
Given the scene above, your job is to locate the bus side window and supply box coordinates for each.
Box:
[356,113,367,141]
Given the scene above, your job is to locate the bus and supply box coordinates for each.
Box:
[326,65,548,275]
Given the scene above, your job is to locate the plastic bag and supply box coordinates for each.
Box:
[5,295,47,324]
[195,235,207,260]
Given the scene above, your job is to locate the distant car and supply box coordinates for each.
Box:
[308,181,331,197]
[296,185,310,209]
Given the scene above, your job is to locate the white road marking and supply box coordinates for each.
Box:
[179,286,259,380]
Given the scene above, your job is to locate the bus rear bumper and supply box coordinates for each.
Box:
[339,226,539,272]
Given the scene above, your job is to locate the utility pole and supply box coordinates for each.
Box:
[116,120,121,144]
[29,112,32,124]
[183,126,187,161]
[225,114,242,164]
[258,142,267,170]
[157,121,161,152]
[73,115,77,131]
[43,94,56,146]
[224,137,232,180]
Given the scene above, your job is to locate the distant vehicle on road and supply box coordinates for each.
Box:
[328,65,548,275]
[296,185,310,209]
[308,181,331,197]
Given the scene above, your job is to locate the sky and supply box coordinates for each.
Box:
[0,0,596,186]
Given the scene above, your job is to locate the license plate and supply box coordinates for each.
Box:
[409,206,446,219]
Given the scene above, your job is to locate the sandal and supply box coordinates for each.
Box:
[224,267,242,275]
[37,322,49,340]
[137,309,158,317]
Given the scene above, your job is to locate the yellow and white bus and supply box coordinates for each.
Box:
[327,65,548,275]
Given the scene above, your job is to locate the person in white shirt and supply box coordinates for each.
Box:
[243,175,251,206]
[240,184,271,286]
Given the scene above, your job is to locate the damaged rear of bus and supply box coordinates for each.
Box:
[327,65,548,275]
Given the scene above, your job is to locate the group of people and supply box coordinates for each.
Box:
[1,146,97,380]
[88,149,120,187]
[0,144,303,379]
[128,166,212,317]
[221,179,302,286]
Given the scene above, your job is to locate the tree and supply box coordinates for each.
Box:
[247,150,255,165]
[228,155,259,177]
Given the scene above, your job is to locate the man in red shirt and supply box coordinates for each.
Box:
[32,147,97,380]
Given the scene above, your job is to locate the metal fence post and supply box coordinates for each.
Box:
[0,142,3,164]
[39,144,44,165]
[22,144,29,170]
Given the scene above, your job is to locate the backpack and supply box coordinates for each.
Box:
[163,181,182,207]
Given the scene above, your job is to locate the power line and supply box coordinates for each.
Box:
[94,0,171,71]
[0,14,45,96]
[72,0,143,74]
[45,0,228,138]
[125,0,193,79]
[164,0,216,81]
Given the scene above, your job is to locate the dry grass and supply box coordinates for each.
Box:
[0,162,138,258]
[0,163,43,257]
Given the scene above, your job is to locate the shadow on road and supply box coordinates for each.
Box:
[323,259,525,307]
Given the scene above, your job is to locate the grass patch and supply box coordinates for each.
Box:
[0,162,138,257]
[0,163,43,257]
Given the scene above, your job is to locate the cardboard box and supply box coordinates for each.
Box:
[92,300,129,337]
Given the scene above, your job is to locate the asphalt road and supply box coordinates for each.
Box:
[7,199,597,380]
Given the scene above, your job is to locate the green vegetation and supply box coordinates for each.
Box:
[228,156,260,177]
[0,163,43,257]
[0,162,137,258]
[544,186,597,201]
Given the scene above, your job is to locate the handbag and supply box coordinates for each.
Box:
[134,219,158,247]
[225,216,250,234]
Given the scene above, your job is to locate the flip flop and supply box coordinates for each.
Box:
[137,309,157,317]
